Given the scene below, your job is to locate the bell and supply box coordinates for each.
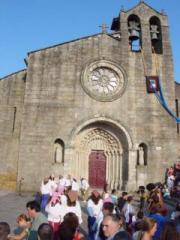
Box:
[150,24,159,42]
[128,20,140,41]
[151,32,158,41]
[129,29,139,40]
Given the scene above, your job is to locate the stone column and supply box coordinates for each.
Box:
[127,149,137,191]
[105,151,110,184]
[75,151,79,179]
[111,151,115,189]
[109,151,113,189]
[85,150,89,180]
[114,150,119,189]
[81,151,87,179]
[119,151,123,189]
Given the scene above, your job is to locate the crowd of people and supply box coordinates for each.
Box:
[165,162,180,198]
[0,173,180,240]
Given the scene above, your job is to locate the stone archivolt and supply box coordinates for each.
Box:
[73,127,123,189]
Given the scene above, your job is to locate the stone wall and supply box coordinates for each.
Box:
[18,28,177,191]
[0,2,179,191]
[0,70,26,189]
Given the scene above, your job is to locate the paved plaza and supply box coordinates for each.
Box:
[0,190,176,236]
[0,190,88,235]
[0,190,33,230]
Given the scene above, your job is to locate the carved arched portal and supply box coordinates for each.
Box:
[70,121,130,190]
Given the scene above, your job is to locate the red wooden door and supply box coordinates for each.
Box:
[89,150,106,188]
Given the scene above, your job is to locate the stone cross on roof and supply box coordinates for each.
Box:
[99,23,109,33]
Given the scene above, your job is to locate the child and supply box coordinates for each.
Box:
[9,214,31,240]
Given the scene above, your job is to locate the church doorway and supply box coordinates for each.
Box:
[89,150,106,188]
[71,119,132,190]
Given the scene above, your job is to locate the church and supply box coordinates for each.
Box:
[0,1,180,191]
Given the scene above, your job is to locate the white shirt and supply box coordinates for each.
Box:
[49,180,58,196]
[62,201,83,224]
[45,203,64,223]
[60,194,67,206]
[87,199,103,218]
[59,178,66,187]
[72,180,79,191]
[41,181,51,195]
[122,203,135,223]
[81,179,89,190]
[65,179,72,187]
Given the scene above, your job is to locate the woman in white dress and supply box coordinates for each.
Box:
[45,192,64,240]
[87,190,103,240]
[62,190,82,224]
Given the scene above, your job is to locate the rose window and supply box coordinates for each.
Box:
[89,67,119,94]
[81,60,127,101]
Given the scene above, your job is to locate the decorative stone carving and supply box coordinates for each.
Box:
[81,60,127,101]
[138,146,144,166]
[54,143,63,164]
[78,128,119,150]
[73,127,123,189]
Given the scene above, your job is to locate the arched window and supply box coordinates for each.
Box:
[128,14,142,51]
[54,139,64,164]
[137,143,148,166]
[149,16,163,54]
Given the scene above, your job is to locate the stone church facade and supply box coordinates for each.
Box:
[0,2,179,191]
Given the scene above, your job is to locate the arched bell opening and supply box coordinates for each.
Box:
[128,14,142,52]
[149,16,163,54]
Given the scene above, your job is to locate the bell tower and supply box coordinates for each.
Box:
[111,1,167,55]
[110,1,177,186]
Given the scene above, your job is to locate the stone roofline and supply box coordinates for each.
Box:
[1,33,118,80]
[121,1,166,16]
[0,69,26,81]
[26,2,166,58]
[27,32,118,56]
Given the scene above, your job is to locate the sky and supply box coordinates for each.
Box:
[0,0,179,82]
